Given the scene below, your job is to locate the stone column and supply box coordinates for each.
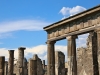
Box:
[88,32,99,75]
[96,29,100,75]
[4,61,8,75]
[28,59,37,75]
[46,41,56,75]
[66,36,77,75]
[17,47,26,75]
[8,50,14,75]
[0,56,5,75]
[23,58,28,75]
[43,60,45,69]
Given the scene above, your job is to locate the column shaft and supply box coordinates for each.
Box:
[66,36,77,75]
[89,32,99,75]
[17,47,26,75]
[0,56,5,75]
[8,50,14,75]
[96,29,100,75]
[47,41,55,75]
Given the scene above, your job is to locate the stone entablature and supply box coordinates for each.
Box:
[44,4,100,75]
[44,5,100,41]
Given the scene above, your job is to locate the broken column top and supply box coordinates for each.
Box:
[18,47,26,50]
[33,54,38,60]
[55,51,65,55]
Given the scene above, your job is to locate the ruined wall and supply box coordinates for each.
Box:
[77,34,94,75]
[33,54,44,75]
[55,51,66,75]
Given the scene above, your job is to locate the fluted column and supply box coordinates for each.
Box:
[46,41,56,75]
[17,47,26,75]
[66,35,77,75]
[0,56,5,75]
[8,50,14,75]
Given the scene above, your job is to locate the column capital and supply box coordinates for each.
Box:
[66,35,78,41]
[46,41,56,44]
[18,47,26,50]
[95,28,100,33]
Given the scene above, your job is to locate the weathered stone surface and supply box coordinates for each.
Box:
[42,60,45,69]
[77,32,99,75]
[33,54,43,75]
[4,61,8,75]
[28,59,37,75]
[55,51,65,75]
[23,58,28,75]
[13,63,17,75]
[66,35,77,75]
[46,41,56,75]
[0,56,5,75]
[17,47,26,75]
[8,50,14,75]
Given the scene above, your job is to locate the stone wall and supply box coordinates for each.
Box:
[77,34,94,75]
[33,54,44,75]
[55,51,67,75]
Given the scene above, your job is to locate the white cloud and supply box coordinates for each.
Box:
[59,5,86,18]
[76,33,89,48]
[59,7,71,16]
[0,19,50,34]
[0,19,51,39]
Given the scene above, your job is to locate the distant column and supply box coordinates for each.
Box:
[0,56,5,75]
[4,61,8,75]
[23,58,28,75]
[8,50,14,75]
[43,60,45,69]
[17,47,26,75]
[46,41,56,75]
[66,35,77,75]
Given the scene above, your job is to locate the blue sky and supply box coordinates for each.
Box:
[0,0,100,62]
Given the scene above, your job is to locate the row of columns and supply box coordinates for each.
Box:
[46,30,100,75]
[0,47,26,75]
